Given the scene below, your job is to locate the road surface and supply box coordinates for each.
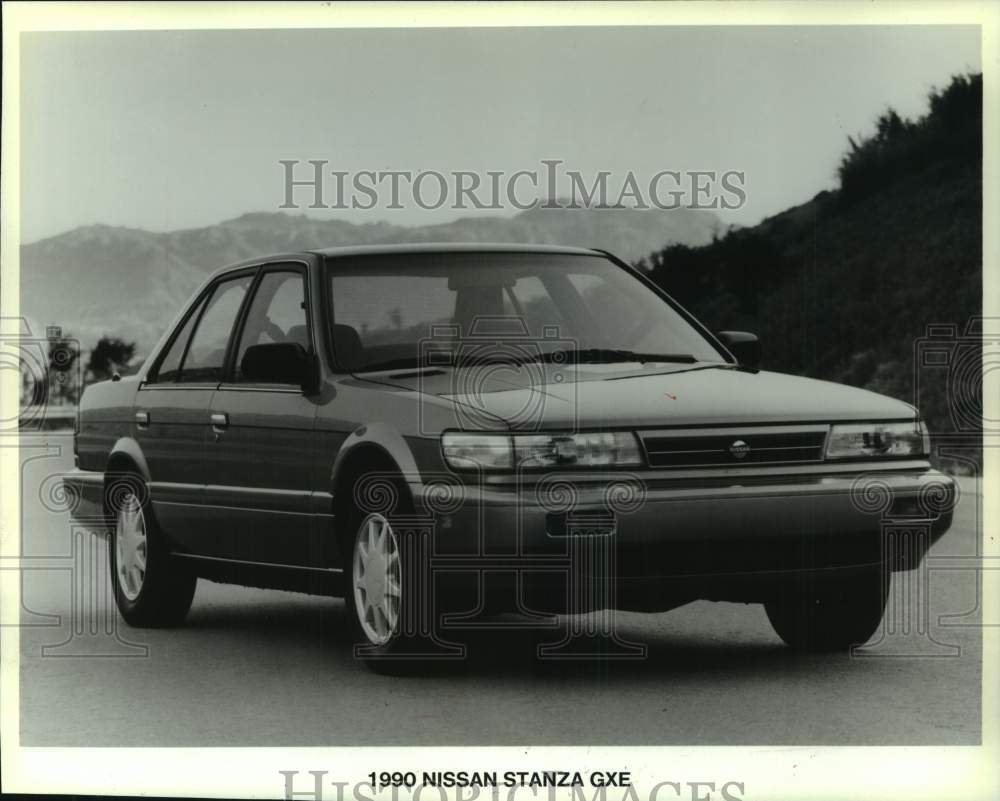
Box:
[13,433,983,745]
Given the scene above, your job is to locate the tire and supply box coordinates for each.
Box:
[107,476,197,627]
[764,568,889,652]
[340,473,440,673]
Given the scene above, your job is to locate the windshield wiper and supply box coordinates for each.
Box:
[352,349,699,372]
[421,349,700,366]
[531,348,699,365]
[353,353,528,372]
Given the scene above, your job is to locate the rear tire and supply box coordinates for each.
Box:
[107,476,196,627]
[764,568,889,652]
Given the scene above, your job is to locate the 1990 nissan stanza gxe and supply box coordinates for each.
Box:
[64,244,955,668]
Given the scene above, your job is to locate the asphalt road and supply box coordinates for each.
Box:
[14,433,983,745]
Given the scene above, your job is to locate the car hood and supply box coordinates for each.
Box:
[369,362,917,430]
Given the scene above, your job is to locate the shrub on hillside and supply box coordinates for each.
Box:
[838,73,981,202]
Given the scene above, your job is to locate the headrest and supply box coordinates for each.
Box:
[332,323,364,370]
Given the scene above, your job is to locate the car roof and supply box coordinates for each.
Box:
[205,242,609,281]
[309,242,604,258]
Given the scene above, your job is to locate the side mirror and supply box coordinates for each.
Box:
[240,342,320,394]
[716,331,761,369]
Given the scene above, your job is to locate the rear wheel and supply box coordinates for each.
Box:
[107,478,196,627]
[764,568,889,652]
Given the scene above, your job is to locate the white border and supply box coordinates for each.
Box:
[1,2,997,799]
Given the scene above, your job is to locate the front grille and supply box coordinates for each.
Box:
[639,425,829,468]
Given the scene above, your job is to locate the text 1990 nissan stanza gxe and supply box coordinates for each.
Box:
[64,244,955,668]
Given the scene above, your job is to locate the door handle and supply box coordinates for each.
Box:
[134,411,149,428]
[210,412,229,431]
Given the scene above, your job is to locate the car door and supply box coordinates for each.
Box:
[203,262,321,567]
[135,271,254,555]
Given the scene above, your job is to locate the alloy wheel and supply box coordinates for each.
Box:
[115,492,147,601]
[352,512,402,645]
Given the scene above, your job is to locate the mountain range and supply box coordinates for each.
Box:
[20,205,722,351]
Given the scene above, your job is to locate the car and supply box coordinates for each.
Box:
[64,243,956,668]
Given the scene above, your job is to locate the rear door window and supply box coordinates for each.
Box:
[177,275,252,383]
[153,294,208,383]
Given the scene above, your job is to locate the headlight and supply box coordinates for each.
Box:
[441,432,512,471]
[825,420,930,460]
[515,432,642,469]
[442,431,643,471]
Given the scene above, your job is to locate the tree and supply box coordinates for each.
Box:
[87,336,136,382]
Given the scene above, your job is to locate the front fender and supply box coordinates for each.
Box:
[330,422,424,491]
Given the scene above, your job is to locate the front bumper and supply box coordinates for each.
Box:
[415,466,956,612]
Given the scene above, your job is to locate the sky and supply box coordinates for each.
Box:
[19,25,981,243]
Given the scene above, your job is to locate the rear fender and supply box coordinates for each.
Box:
[103,437,152,511]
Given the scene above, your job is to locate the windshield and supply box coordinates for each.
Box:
[325,252,728,372]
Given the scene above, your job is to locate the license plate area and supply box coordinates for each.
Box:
[546,510,616,537]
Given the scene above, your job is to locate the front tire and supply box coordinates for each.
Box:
[344,505,426,673]
[341,473,448,673]
[108,478,196,627]
[764,568,889,652]
[349,511,404,650]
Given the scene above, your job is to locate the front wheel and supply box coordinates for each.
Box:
[108,480,196,627]
[764,568,889,652]
[349,512,404,650]
[344,508,432,673]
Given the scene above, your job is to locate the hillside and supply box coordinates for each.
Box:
[640,74,982,462]
[20,205,721,351]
